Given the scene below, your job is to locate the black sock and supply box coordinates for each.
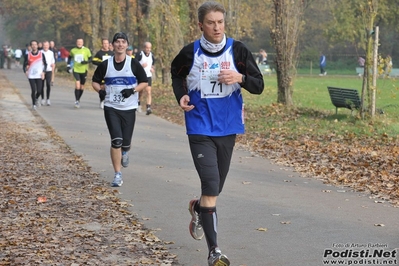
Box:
[74,89,79,101]
[194,199,200,213]
[78,89,84,100]
[147,104,151,108]
[200,206,218,252]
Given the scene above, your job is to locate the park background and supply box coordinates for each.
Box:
[1,0,399,77]
[0,0,398,203]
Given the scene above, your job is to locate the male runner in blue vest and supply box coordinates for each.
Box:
[171,2,264,265]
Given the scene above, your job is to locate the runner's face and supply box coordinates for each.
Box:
[144,43,151,54]
[113,39,128,54]
[102,40,109,50]
[42,42,49,51]
[31,42,38,52]
[76,39,84,48]
[199,11,225,44]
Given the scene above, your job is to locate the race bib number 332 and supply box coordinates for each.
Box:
[109,87,125,104]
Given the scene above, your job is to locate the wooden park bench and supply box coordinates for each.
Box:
[327,87,361,115]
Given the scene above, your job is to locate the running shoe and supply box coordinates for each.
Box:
[146,107,152,115]
[111,172,123,187]
[188,199,204,240]
[41,99,45,106]
[208,247,230,266]
[121,151,129,168]
[74,101,80,108]
[46,99,51,106]
[32,105,37,111]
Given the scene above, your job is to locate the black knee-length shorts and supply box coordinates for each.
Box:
[104,106,136,151]
[188,134,236,196]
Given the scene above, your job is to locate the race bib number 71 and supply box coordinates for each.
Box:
[200,69,233,98]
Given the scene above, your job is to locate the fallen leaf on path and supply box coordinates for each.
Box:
[37,196,47,203]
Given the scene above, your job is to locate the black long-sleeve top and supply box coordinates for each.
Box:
[92,50,114,66]
[171,39,264,104]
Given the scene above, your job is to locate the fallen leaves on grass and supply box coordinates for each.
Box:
[153,87,399,207]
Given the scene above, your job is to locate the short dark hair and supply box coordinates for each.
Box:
[112,32,129,44]
[198,1,226,24]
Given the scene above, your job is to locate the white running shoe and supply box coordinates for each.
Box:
[121,151,129,168]
[46,99,51,106]
[41,99,45,106]
[111,172,123,187]
[74,101,80,108]
[188,199,204,240]
[208,247,230,266]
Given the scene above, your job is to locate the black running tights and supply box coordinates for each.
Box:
[28,78,43,106]
[41,71,52,99]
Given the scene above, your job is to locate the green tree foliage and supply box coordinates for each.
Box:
[148,0,184,85]
[1,0,399,110]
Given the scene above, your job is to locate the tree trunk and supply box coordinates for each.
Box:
[276,67,293,104]
[360,1,377,119]
[137,0,151,48]
[371,26,379,117]
[90,0,99,50]
[270,0,303,106]
[162,65,170,86]
[99,0,111,39]
[187,0,201,43]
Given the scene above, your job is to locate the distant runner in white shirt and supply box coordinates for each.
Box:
[14,48,22,67]
[40,41,55,106]
[135,42,155,115]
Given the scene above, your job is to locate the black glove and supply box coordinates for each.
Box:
[80,60,88,64]
[66,65,71,73]
[121,88,135,99]
[99,90,106,101]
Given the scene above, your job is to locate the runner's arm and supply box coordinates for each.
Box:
[92,51,102,66]
[22,53,28,73]
[233,41,264,95]
[131,58,148,93]
[171,44,194,104]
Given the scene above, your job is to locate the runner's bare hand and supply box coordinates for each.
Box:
[180,95,195,112]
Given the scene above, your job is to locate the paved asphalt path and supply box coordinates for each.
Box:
[2,68,398,266]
